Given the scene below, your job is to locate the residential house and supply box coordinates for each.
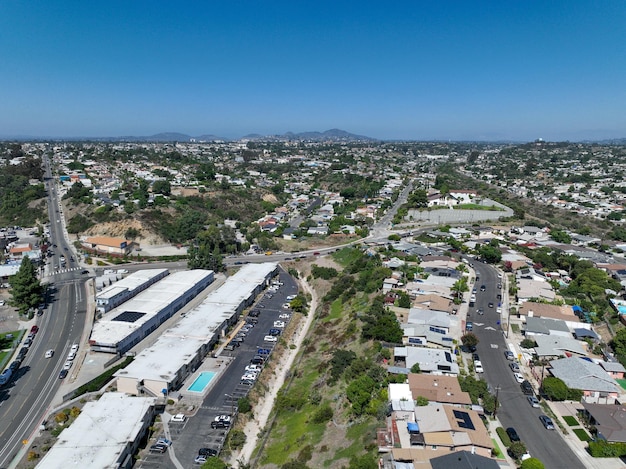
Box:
[394,346,459,376]
[407,374,472,406]
[549,357,621,402]
[581,403,626,442]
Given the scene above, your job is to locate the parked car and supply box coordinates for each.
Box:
[539,415,555,430]
[30,325,39,334]
[520,380,534,395]
[273,321,285,328]
[472,353,480,362]
[257,348,271,355]
[211,419,230,429]
[509,362,520,372]
[171,413,186,422]
[195,455,207,464]
[264,335,278,342]
[513,372,525,383]
[241,373,257,382]
[474,361,484,373]
[156,437,172,447]
[149,444,167,453]
[278,313,290,319]
[504,350,515,361]
[199,447,218,457]
[268,328,281,336]
[465,322,473,332]
[63,361,73,370]
[214,414,231,423]
[506,427,520,442]
[527,396,540,408]
[58,369,68,379]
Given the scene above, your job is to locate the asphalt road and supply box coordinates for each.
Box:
[470,261,585,469]
[0,155,88,469]
[136,269,299,469]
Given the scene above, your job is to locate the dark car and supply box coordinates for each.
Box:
[246,317,258,324]
[9,361,20,371]
[497,293,502,300]
[520,380,534,395]
[30,325,39,334]
[210,420,230,429]
[149,444,167,453]
[268,328,281,336]
[488,302,494,308]
[472,353,480,362]
[248,310,260,317]
[58,369,68,379]
[250,356,265,365]
[477,308,484,315]
[465,322,473,332]
[509,362,520,372]
[480,285,486,292]
[199,448,218,457]
[506,427,520,442]
[257,348,271,355]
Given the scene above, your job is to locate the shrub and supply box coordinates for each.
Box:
[238,396,252,414]
[415,396,429,406]
[54,412,68,424]
[520,457,545,469]
[496,426,511,447]
[228,429,246,450]
[311,404,333,424]
[588,440,626,457]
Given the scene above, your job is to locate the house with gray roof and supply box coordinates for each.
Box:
[394,346,459,376]
[549,357,621,402]
[581,403,626,442]
[525,317,571,337]
[430,450,500,469]
[534,334,586,358]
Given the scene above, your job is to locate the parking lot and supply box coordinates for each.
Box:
[136,268,299,468]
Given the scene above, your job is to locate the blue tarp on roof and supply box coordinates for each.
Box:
[572,305,583,313]
[407,422,419,433]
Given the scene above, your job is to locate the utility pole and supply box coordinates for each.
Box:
[493,385,501,419]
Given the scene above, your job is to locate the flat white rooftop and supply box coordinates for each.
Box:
[116,263,277,384]
[90,269,213,347]
[96,268,169,301]
[36,393,156,469]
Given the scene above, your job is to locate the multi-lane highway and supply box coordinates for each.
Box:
[0,154,88,468]
[470,261,585,469]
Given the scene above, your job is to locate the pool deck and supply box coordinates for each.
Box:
[178,355,233,403]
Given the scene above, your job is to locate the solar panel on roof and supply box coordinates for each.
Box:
[453,409,475,430]
[112,311,146,323]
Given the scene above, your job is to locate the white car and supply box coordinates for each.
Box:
[278,314,290,319]
[474,360,484,373]
[496,307,502,314]
[286,295,296,300]
[245,364,261,373]
[282,303,290,309]
[514,372,525,383]
[171,413,186,422]
[214,414,231,423]
[63,361,73,370]
[70,343,79,353]
[264,335,278,342]
[273,321,285,328]
[241,373,257,382]
[45,349,54,358]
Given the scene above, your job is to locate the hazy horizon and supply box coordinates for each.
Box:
[1,1,625,141]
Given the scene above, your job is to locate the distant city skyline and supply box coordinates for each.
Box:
[1,1,624,141]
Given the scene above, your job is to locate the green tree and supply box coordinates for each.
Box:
[152,179,171,195]
[541,376,568,401]
[461,333,479,349]
[9,256,44,316]
[348,454,378,469]
[520,457,545,469]
[415,395,429,406]
[508,441,528,459]
[549,229,572,244]
[397,291,411,308]
[410,363,421,374]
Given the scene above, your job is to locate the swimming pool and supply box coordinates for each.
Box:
[188,371,216,393]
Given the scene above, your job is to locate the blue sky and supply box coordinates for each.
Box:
[1,1,624,141]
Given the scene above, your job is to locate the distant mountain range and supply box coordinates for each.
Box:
[108,128,378,143]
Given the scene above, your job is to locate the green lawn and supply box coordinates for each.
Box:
[563,415,579,426]
[573,428,591,441]
[617,378,626,391]
[491,438,505,458]
[511,324,520,333]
